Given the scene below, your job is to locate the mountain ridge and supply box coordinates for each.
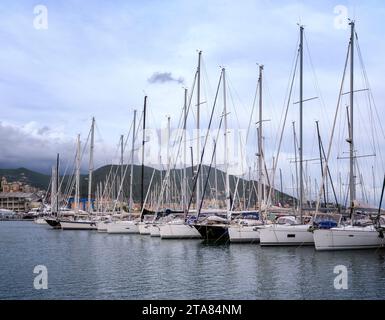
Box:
[0,166,295,205]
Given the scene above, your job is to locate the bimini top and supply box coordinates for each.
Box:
[232,211,260,220]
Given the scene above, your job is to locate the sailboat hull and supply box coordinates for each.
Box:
[34,218,47,225]
[96,221,109,232]
[45,217,61,229]
[314,226,385,250]
[194,224,229,242]
[106,221,139,234]
[159,223,202,239]
[60,221,97,230]
[149,224,161,237]
[228,225,260,243]
[259,224,314,246]
[138,223,151,235]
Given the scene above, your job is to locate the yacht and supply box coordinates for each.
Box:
[228,211,264,243]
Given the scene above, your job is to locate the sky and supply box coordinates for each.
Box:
[0,0,384,204]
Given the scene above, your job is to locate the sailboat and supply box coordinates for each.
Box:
[228,65,265,243]
[158,70,202,240]
[259,26,314,246]
[313,21,385,250]
[193,67,232,242]
[106,112,141,234]
[45,154,62,229]
[60,132,97,230]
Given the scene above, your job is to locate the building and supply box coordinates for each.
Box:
[0,192,42,213]
[1,177,39,193]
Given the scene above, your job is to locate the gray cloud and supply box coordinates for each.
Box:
[37,126,50,135]
[147,72,184,85]
[0,122,72,173]
[0,122,119,174]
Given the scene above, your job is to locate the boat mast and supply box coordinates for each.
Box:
[279,168,283,205]
[299,25,304,222]
[222,68,231,218]
[183,88,188,217]
[120,134,124,209]
[214,138,218,207]
[166,116,171,207]
[196,51,202,212]
[56,153,60,215]
[258,65,264,212]
[88,117,95,213]
[349,20,356,217]
[129,110,137,212]
[51,164,57,216]
[316,121,327,206]
[141,96,147,215]
[292,122,299,210]
[75,134,81,212]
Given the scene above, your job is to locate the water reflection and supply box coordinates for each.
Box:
[0,222,384,299]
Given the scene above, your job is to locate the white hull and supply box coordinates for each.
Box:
[139,223,151,235]
[314,225,385,250]
[60,221,97,230]
[259,224,314,246]
[106,221,139,234]
[34,218,47,225]
[159,223,202,239]
[96,221,109,232]
[149,224,161,237]
[228,225,260,243]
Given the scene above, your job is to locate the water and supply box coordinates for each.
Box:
[1,221,385,300]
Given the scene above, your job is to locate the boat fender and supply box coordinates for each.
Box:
[307,225,315,233]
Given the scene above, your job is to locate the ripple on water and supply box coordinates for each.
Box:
[1,221,385,299]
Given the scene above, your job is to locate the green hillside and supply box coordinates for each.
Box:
[0,165,296,205]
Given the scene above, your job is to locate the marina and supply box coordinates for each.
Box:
[0,1,385,303]
[1,220,385,300]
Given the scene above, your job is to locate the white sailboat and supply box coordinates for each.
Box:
[313,22,385,250]
[228,65,264,243]
[138,216,152,235]
[106,111,141,234]
[60,218,97,230]
[159,218,201,239]
[34,217,47,225]
[259,217,314,246]
[61,133,97,230]
[228,211,263,243]
[314,223,385,250]
[96,215,112,232]
[106,219,139,234]
[158,83,201,239]
[259,26,314,246]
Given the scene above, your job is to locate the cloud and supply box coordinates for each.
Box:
[0,121,123,174]
[0,0,383,205]
[147,72,184,85]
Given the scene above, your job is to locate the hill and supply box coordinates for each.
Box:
[0,165,296,205]
[0,167,50,190]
